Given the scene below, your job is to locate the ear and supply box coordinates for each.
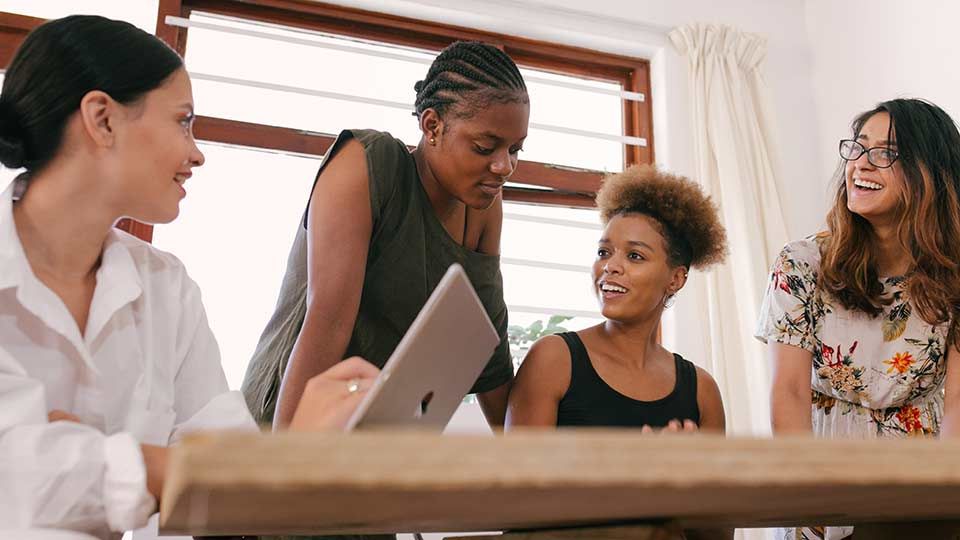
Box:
[78,90,120,148]
[418,108,445,144]
[666,265,689,296]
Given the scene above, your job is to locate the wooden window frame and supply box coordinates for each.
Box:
[0,1,654,242]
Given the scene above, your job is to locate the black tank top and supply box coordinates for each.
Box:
[555,331,701,428]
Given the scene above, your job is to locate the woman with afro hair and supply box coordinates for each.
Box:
[505,165,728,433]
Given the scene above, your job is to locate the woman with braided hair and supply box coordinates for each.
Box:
[242,41,529,438]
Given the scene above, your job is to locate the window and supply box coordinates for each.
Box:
[151,143,318,388]
[500,204,605,399]
[0,1,655,431]
[157,0,653,217]
[179,11,629,172]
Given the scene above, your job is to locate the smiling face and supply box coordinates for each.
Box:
[109,68,205,224]
[592,213,688,323]
[845,112,907,225]
[423,100,529,210]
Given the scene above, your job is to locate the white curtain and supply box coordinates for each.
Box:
[667,23,789,438]
[668,22,790,540]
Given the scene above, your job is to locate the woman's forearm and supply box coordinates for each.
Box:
[940,346,960,438]
[273,334,348,429]
[478,380,512,429]
[941,392,960,438]
[770,386,812,435]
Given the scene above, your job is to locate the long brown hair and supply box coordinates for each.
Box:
[820,99,960,345]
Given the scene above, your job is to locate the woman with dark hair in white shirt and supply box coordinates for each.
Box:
[0,15,378,540]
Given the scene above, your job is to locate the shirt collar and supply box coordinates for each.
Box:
[0,180,30,292]
[0,179,144,350]
[84,227,144,342]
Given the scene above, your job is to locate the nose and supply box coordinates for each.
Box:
[853,149,874,171]
[489,150,516,179]
[189,137,205,168]
[603,255,624,275]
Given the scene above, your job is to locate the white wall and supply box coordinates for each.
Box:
[805,0,960,182]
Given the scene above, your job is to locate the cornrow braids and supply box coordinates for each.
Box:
[414,41,528,119]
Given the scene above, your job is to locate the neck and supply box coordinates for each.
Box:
[869,219,910,277]
[412,144,461,221]
[12,160,117,281]
[598,312,664,370]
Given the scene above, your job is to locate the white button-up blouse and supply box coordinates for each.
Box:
[0,182,257,539]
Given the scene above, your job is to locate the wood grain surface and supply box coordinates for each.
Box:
[160,430,960,536]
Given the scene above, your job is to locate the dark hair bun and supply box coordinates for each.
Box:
[413,80,424,94]
[0,15,183,172]
[0,100,26,169]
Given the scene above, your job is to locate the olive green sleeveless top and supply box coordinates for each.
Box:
[241,129,513,426]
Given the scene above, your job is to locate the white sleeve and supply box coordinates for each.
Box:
[0,349,155,533]
[168,277,257,445]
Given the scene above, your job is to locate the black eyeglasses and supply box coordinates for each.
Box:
[839,139,899,168]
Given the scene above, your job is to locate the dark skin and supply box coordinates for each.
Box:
[506,214,726,433]
[273,99,530,429]
[506,214,730,540]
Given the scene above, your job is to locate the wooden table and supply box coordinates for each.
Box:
[159,430,960,538]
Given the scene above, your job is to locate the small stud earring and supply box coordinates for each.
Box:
[429,137,436,145]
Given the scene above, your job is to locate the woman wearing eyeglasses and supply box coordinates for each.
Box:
[757,98,960,539]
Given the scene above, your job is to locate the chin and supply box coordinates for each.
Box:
[467,193,498,211]
[134,207,180,226]
[601,302,658,324]
[848,205,888,222]
[600,305,624,320]
[157,212,180,224]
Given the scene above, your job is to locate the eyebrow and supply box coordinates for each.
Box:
[856,134,897,146]
[476,131,503,141]
[598,239,654,250]
[628,240,654,250]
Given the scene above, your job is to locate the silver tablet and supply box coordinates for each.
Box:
[345,263,500,431]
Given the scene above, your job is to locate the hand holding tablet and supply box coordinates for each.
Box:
[345,264,500,431]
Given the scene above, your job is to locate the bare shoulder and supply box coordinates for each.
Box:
[316,138,367,181]
[693,364,726,433]
[507,333,574,428]
[307,138,371,221]
[694,365,721,392]
[525,333,570,365]
[694,365,723,404]
[515,333,573,396]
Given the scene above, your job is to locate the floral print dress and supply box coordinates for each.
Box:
[756,237,949,540]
